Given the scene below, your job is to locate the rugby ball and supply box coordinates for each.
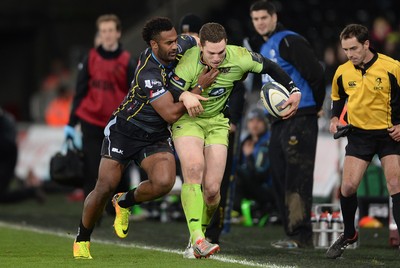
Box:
[260,81,291,118]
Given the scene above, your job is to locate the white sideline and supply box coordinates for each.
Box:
[0,221,293,268]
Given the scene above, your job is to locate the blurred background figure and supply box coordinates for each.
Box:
[45,83,74,126]
[0,107,45,204]
[65,14,135,210]
[30,58,72,123]
[179,13,203,38]
[249,0,325,249]
[232,108,277,226]
[370,16,392,52]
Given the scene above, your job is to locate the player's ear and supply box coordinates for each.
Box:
[150,40,158,50]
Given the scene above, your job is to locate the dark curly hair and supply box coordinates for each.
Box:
[142,17,174,46]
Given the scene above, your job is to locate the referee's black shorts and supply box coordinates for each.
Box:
[345,127,400,161]
[101,116,173,166]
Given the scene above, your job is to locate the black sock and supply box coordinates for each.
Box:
[391,192,400,238]
[75,219,93,242]
[117,188,138,208]
[340,192,358,238]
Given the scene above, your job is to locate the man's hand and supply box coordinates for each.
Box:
[179,91,208,117]
[281,91,301,119]
[388,124,400,142]
[196,66,219,90]
[329,117,342,135]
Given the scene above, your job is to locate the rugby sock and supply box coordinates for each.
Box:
[391,192,400,238]
[75,219,93,242]
[117,188,138,208]
[340,192,358,238]
[181,183,204,243]
[201,196,220,233]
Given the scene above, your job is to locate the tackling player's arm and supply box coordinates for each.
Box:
[148,86,207,123]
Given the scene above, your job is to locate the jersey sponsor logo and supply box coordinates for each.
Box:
[250,51,263,63]
[374,77,384,90]
[144,79,162,89]
[150,88,166,98]
[171,74,185,87]
[91,79,115,90]
[348,81,357,87]
[209,87,226,96]
[218,67,231,73]
[112,147,124,155]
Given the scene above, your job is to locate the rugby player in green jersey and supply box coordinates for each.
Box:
[168,22,301,258]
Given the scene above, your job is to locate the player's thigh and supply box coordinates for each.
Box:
[141,151,176,187]
[341,156,369,195]
[174,136,205,182]
[96,157,125,193]
[203,144,227,194]
[381,155,400,194]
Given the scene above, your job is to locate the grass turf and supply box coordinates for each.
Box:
[0,192,399,267]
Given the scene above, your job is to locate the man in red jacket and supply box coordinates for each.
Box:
[65,14,135,198]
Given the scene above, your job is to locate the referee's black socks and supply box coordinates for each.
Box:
[391,192,400,238]
[340,192,358,238]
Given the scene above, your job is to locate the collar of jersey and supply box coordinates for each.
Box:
[151,51,174,69]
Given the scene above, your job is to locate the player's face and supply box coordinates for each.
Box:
[341,37,370,66]
[98,21,121,51]
[200,39,227,69]
[247,118,266,136]
[251,10,276,36]
[153,29,178,66]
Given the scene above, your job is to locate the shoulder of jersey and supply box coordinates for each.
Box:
[177,34,197,54]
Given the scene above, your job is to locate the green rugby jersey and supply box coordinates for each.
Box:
[170,45,286,118]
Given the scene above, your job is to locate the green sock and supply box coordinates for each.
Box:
[201,197,220,233]
[181,183,204,243]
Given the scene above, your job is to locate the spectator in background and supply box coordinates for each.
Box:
[179,13,202,45]
[370,16,392,52]
[384,31,400,59]
[233,108,276,223]
[30,58,71,123]
[249,0,325,248]
[65,14,135,200]
[0,107,45,204]
[45,83,74,126]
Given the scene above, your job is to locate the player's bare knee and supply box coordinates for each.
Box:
[154,177,175,194]
[341,181,358,196]
[386,177,400,195]
[184,162,204,180]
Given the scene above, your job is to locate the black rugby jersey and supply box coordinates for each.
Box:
[112,35,197,133]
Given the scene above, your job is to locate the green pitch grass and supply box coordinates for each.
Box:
[0,192,398,267]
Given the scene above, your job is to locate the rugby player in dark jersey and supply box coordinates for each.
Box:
[73,17,214,259]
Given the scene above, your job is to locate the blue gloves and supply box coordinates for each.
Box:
[64,125,82,150]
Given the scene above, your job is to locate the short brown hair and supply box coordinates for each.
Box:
[96,14,122,32]
[340,24,369,44]
[199,22,227,46]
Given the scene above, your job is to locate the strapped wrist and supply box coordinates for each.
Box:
[195,84,204,92]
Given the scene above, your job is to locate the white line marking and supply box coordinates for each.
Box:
[0,221,294,268]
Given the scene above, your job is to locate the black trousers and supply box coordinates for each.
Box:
[0,142,37,203]
[269,114,318,243]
